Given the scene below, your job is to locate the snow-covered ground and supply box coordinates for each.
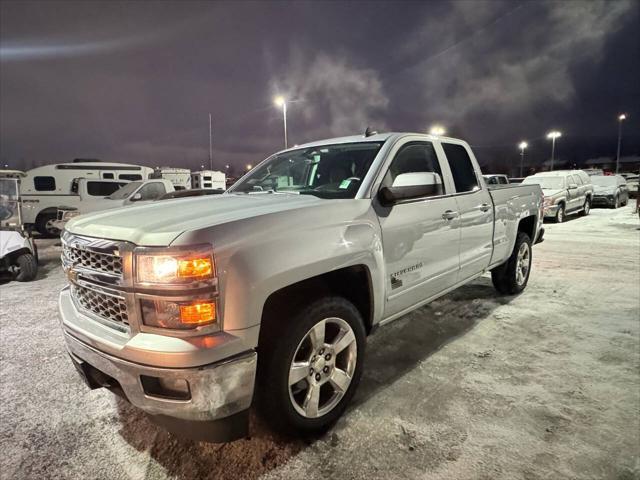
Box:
[1,205,638,479]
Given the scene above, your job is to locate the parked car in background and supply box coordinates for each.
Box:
[626,175,639,198]
[509,177,525,184]
[59,132,544,442]
[483,174,509,185]
[582,168,604,176]
[20,161,154,236]
[53,179,175,231]
[591,175,629,208]
[522,170,593,223]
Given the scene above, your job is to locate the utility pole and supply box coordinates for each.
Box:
[208,113,213,170]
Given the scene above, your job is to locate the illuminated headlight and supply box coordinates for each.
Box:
[135,249,214,284]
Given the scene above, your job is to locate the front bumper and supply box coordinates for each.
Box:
[592,195,615,206]
[63,331,257,442]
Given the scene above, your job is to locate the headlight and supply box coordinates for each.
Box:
[544,197,554,206]
[135,250,214,284]
[134,245,218,330]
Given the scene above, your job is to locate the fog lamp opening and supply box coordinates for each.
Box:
[140,375,191,401]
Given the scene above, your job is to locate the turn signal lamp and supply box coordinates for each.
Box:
[180,302,216,324]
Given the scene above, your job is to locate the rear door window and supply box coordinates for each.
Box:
[136,182,167,200]
[442,143,479,193]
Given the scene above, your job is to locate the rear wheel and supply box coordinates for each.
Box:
[257,296,366,435]
[14,253,38,282]
[35,213,60,237]
[491,232,532,295]
[579,198,590,216]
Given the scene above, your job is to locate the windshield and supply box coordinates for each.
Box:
[107,181,142,199]
[591,176,617,186]
[523,176,565,190]
[229,142,384,198]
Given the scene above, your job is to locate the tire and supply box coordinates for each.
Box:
[257,296,366,436]
[35,213,60,237]
[491,231,532,295]
[613,195,620,209]
[579,198,590,216]
[14,253,38,282]
[554,204,565,223]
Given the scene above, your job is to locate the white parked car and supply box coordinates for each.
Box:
[54,179,175,230]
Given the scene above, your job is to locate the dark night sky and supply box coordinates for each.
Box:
[1,0,639,174]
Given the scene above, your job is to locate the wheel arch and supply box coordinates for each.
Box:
[259,264,375,345]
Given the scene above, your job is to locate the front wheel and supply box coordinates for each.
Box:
[555,204,565,223]
[14,253,38,281]
[491,232,532,295]
[613,195,620,209]
[257,297,366,435]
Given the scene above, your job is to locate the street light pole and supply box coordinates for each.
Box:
[546,131,562,171]
[274,96,288,148]
[616,113,627,174]
[208,113,213,170]
[518,141,528,177]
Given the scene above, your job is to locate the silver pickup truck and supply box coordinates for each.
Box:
[58,132,543,442]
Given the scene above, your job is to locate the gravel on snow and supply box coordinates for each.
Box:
[1,205,638,480]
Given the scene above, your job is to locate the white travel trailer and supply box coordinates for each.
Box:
[20,161,154,235]
[190,170,226,190]
[152,167,191,190]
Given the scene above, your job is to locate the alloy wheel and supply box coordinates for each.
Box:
[515,242,530,286]
[288,317,358,418]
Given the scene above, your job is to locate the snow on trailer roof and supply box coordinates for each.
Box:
[0,169,27,177]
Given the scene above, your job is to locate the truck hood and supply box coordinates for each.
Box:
[66,193,323,245]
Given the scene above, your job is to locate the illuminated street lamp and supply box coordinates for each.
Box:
[518,141,528,177]
[429,125,446,136]
[616,113,628,174]
[274,95,288,149]
[246,164,253,171]
[546,131,562,170]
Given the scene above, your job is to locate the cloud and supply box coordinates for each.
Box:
[403,0,637,126]
[272,49,389,139]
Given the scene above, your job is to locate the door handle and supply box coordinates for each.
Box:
[442,210,459,220]
[475,203,491,212]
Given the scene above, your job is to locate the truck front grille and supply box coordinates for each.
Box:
[63,244,123,276]
[72,284,129,328]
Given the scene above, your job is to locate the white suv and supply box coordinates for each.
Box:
[523,170,593,223]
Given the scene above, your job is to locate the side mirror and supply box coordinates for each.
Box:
[378,172,443,206]
[131,193,142,201]
[568,183,578,190]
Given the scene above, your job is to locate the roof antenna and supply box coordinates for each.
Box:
[364,126,377,137]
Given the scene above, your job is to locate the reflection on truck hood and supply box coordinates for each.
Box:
[65,193,324,245]
[540,188,564,198]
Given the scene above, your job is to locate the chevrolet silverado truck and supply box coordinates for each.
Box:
[59,132,544,442]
